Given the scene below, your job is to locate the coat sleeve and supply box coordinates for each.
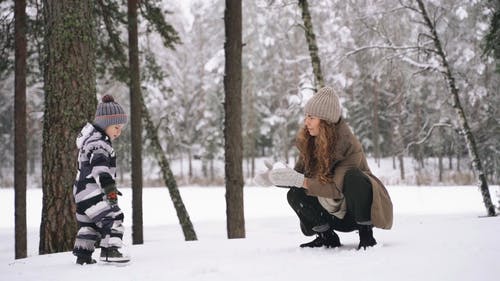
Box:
[88,143,115,189]
[294,156,305,174]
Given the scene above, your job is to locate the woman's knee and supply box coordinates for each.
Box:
[287,187,306,206]
[344,168,365,184]
[343,169,372,195]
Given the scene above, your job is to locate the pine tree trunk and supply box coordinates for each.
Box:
[416,0,496,216]
[188,149,193,180]
[142,98,197,241]
[247,81,256,179]
[202,158,207,178]
[14,0,27,259]
[251,153,255,179]
[399,155,405,181]
[224,0,245,239]
[395,91,405,181]
[372,87,380,167]
[438,154,443,182]
[415,104,424,168]
[40,0,96,254]
[210,159,215,182]
[180,153,184,178]
[128,0,144,245]
[298,0,324,90]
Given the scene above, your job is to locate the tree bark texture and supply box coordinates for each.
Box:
[298,0,324,90]
[14,0,27,259]
[40,0,97,254]
[128,0,144,245]
[416,0,496,216]
[142,98,197,241]
[224,0,245,239]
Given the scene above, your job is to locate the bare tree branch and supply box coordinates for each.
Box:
[402,122,454,154]
[345,44,423,57]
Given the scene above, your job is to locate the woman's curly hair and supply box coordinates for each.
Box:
[296,119,336,184]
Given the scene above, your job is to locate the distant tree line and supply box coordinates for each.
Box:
[0,0,498,188]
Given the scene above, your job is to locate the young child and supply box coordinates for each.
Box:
[72,95,130,264]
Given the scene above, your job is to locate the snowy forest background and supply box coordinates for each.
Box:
[0,0,499,188]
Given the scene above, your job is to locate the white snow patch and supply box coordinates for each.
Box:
[205,49,225,73]
[1,185,499,281]
[476,63,486,75]
[455,7,468,20]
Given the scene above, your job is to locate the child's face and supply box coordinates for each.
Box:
[105,124,125,141]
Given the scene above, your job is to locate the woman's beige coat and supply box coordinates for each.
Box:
[295,119,393,229]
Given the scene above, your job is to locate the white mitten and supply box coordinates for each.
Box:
[253,160,274,186]
[269,165,304,188]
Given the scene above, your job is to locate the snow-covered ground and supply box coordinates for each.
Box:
[1,185,499,281]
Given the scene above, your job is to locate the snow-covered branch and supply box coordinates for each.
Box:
[398,55,445,72]
[403,122,454,153]
[344,45,422,57]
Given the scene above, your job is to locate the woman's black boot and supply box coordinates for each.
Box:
[358,225,377,250]
[300,228,341,248]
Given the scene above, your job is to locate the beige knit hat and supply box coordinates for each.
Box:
[304,86,341,123]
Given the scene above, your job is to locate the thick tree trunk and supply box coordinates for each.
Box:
[224,0,245,239]
[14,0,27,259]
[128,0,144,245]
[40,0,96,254]
[298,0,324,90]
[416,0,496,216]
[142,98,197,241]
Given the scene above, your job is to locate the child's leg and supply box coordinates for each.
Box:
[73,183,102,259]
[77,197,128,262]
[74,182,127,261]
[73,215,99,259]
[81,198,124,246]
[97,206,129,262]
[98,207,125,248]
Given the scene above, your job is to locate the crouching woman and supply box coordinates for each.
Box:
[259,87,393,249]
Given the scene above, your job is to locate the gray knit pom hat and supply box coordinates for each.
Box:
[94,95,128,130]
[304,86,341,124]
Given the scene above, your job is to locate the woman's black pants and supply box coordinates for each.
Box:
[287,168,373,235]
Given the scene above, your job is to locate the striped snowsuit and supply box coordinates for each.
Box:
[73,123,124,258]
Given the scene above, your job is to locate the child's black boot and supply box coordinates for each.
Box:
[76,255,96,265]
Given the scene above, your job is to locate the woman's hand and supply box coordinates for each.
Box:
[269,166,305,188]
[253,160,274,186]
